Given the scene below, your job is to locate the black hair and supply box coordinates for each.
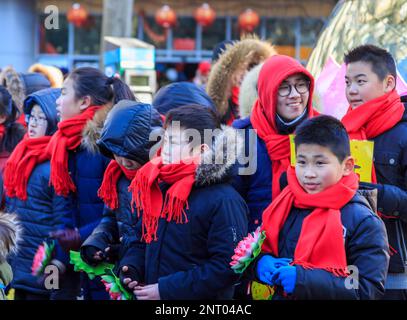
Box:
[68,67,136,106]
[0,86,25,153]
[344,44,397,81]
[164,104,221,147]
[294,115,350,162]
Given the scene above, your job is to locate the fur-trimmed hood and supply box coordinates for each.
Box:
[239,63,263,118]
[0,213,20,263]
[195,125,244,186]
[28,64,64,88]
[0,66,51,109]
[81,103,114,154]
[206,36,276,118]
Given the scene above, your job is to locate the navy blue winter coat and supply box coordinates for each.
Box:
[251,194,389,300]
[365,105,407,275]
[5,88,75,295]
[81,101,163,263]
[152,81,216,115]
[119,126,249,299]
[232,117,272,232]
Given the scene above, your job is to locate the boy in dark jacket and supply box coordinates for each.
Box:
[252,115,389,300]
[80,100,162,272]
[341,45,407,299]
[121,105,248,300]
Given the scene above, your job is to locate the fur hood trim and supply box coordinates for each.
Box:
[81,103,114,154]
[0,66,26,109]
[239,63,263,118]
[206,36,276,118]
[195,125,244,186]
[0,213,20,263]
[28,64,64,88]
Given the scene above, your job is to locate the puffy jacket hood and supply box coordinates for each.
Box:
[153,81,216,115]
[23,88,61,135]
[97,100,163,165]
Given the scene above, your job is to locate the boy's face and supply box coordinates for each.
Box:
[113,155,141,170]
[345,61,396,109]
[295,143,354,194]
[276,73,310,121]
[161,124,203,165]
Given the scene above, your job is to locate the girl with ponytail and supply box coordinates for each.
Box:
[46,67,135,300]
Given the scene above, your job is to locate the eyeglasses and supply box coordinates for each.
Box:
[277,80,310,97]
[28,115,47,126]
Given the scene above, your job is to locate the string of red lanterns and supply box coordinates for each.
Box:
[154,4,259,32]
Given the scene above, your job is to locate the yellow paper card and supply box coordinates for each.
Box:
[289,135,374,183]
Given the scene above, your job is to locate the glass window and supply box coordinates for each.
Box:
[39,14,68,54]
[266,17,296,46]
[202,17,226,51]
[74,15,102,55]
[172,17,196,50]
[300,17,325,47]
[142,16,167,49]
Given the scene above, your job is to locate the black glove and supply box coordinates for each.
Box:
[80,245,104,266]
[50,228,82,252]
[103,244,121,263]
[119,265,140,291]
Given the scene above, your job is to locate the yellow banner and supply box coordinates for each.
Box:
[289,135,374,183]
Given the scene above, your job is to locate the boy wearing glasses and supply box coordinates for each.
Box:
[233,55,319,233]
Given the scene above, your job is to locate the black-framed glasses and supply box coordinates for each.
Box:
[277,80,310,97]
[28,115,47,126]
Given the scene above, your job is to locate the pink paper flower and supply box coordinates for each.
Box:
[230,227,266,274]
[31,241,54,276]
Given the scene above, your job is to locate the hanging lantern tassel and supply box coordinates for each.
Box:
[194,3,216,27]
[155,5,177,29]
[238,9,260,33]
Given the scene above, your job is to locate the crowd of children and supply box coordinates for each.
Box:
[0,42,405,301]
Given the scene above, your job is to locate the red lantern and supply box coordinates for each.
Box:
[155,5,177,29]
[194,3,216,27]
[67,3,88,28]
[238,9,260,33]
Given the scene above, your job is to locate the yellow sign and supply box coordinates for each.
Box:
[289,135,374,183]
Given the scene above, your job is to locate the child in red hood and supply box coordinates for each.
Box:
[233,55,319,233]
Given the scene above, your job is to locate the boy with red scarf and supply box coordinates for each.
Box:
[233,55,319,233]
[342,45,407,299]
[79,100,162,274]
[251,115,389,299]
[121,105,248,300]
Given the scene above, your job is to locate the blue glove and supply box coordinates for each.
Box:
[256,255,292,285]
[271,265,297,294]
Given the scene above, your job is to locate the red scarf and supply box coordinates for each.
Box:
[342,90,404,183]
[129,156,197,243]
[0,124,5,143]
[261,166,359,277]
[3,134,51,200]
[98,160,138,210]
[46,106,101,197]
[251,55,319,198]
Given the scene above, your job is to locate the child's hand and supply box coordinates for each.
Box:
[271,265,297,294]
[80,245,104,266]
[134,283,160,300]
[256,255,292,285]
[103,244,120,263]
[120,265,139,291]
